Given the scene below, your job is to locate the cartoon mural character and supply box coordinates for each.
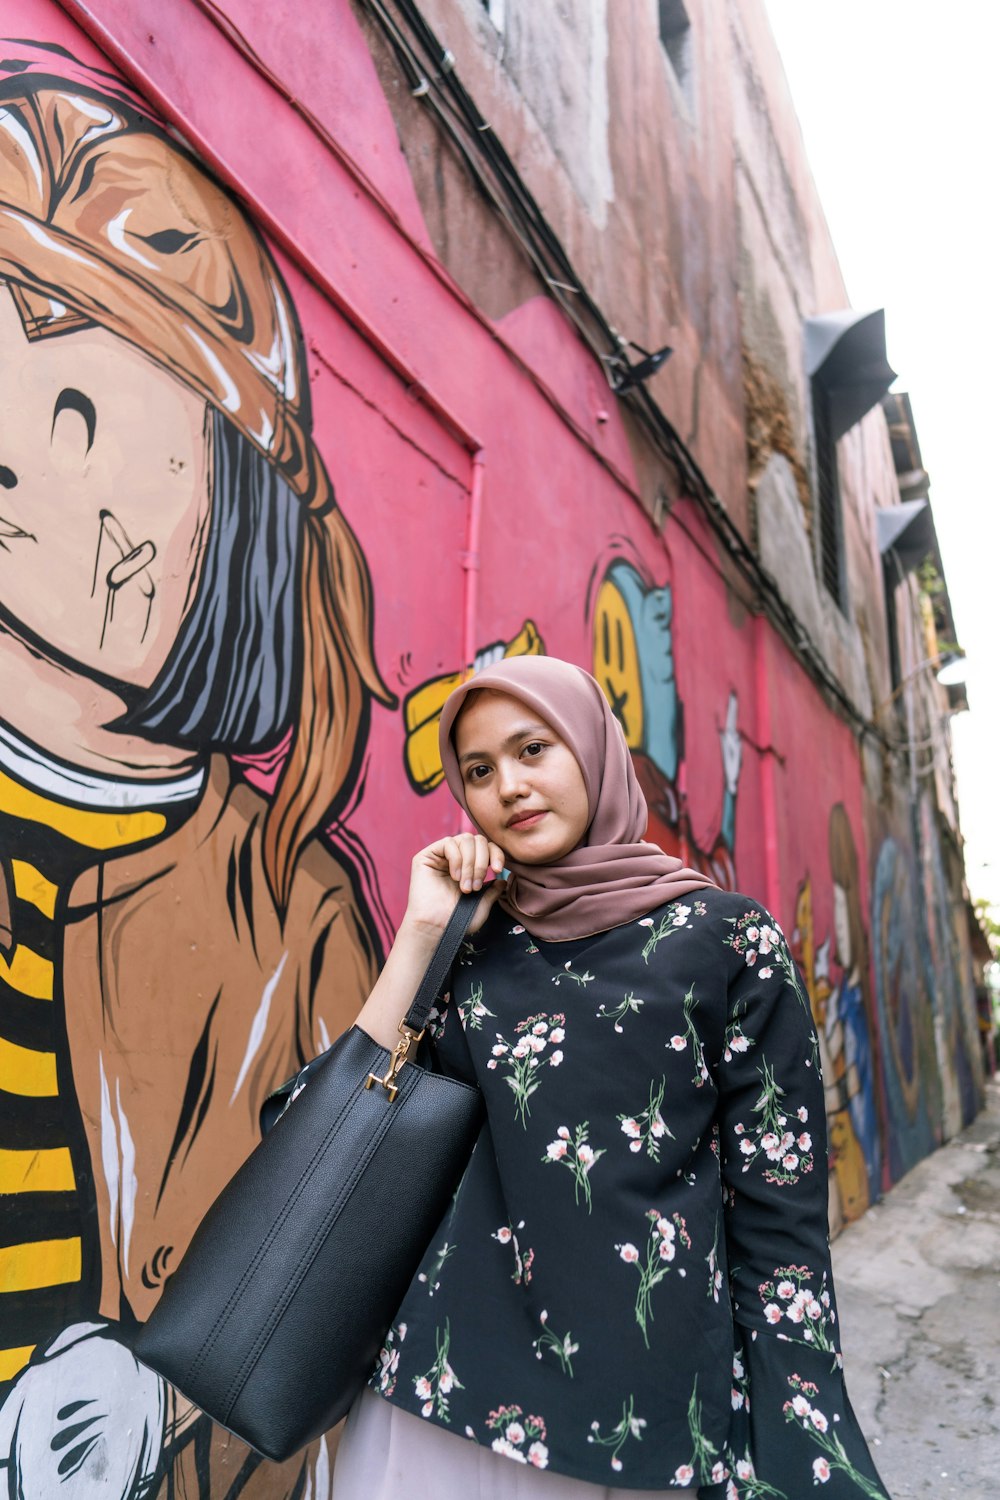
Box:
[590,557,741,886]
[826,806,882,1205]
[0,60,394,1498]
[791,876,870,1228]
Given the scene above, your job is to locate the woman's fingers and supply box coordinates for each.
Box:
[441,833,476,891]
[437,833,506,892]
[405,836,507,936]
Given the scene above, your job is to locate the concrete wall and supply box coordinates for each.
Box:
[0,0,982,1494]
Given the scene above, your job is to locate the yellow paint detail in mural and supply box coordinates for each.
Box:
[0,1146,75,1194]
[403,620,544,793]
[792,874,871,1229]
[0,1237,81,1293]
[592,578,644,749]
[0,771,167,849]
[0,944,53,1001]
[829,1112,870,1221]
[11,860,57,918]
[0,1036,58,1097]
[0,1345,35,1382]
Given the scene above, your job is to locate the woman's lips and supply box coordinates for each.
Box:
[507,810,546,830]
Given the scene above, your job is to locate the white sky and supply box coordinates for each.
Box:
[764,1,1000,916]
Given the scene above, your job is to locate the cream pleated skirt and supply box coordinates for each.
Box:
[332,1388,711,1499]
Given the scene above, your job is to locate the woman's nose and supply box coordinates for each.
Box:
[497,761,528,801]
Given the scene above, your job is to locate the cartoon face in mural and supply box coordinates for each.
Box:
[832,882,851,975]
[0,57,393,1500]
[0,292,210,687]
[589,555,741,886]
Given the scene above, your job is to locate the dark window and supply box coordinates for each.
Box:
[812,377,845,608]
[658,0,693,104]
[882,554,903,705]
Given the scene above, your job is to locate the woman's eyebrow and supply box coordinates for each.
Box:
[52,387,97,453]
[458,723,550,764]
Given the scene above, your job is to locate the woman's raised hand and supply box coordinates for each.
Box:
[356,833,507,1047]
[404,832,507,936]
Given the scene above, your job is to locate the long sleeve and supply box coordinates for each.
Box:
[716,907,890,1499]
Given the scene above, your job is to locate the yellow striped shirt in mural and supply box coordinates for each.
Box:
[0,723,203,1392]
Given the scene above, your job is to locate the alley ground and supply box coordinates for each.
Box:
[832,1076,1000,1499]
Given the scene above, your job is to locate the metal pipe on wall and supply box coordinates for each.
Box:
[754,614,782,917]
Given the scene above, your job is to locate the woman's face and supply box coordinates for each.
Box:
[454,689,591,865]
[0,284,210,688]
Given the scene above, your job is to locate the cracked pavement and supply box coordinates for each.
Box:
[831,1076,1000,1499]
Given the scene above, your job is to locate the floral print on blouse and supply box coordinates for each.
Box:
[371,889,889,1497]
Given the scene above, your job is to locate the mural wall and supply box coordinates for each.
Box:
[0,5,982,1497]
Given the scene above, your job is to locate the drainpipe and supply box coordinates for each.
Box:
[457,451,486,836]
[462,451,486,679]
[754,614,782,918]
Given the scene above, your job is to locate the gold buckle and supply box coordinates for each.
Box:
[365,1021,425,1102]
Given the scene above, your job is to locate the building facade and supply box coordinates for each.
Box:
[0,1,984,1495]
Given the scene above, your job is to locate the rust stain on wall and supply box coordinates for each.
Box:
[742,343,810,526]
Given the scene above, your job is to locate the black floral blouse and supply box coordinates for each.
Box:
[369,889,890,1498]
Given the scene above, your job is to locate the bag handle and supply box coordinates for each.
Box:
[403,889,483,1033]
[365,889,485,1101]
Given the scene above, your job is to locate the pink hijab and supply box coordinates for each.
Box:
[438,656,715,941]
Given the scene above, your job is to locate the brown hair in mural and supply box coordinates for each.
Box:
[0,54,392,1499]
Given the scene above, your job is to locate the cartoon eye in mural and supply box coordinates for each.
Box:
[589,556,739,888]
[0,57,394,1499]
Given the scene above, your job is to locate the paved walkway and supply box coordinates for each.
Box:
[832,1076,1000,1499]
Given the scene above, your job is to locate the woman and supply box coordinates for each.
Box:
[336,656,889,1498]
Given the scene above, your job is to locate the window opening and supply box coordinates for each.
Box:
[481,0,506,31]
[658,0,693,105]
[812,377,845,609]
[882,553,903,707]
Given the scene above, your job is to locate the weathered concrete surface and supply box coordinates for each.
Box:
[833,1077,1000,1499]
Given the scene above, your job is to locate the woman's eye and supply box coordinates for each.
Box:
[468,764,490,782]
[522,741,545,758]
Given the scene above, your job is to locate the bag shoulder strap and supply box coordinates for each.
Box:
[403,891,483,1034]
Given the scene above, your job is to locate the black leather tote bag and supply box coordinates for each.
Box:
[132,892,484,1462]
